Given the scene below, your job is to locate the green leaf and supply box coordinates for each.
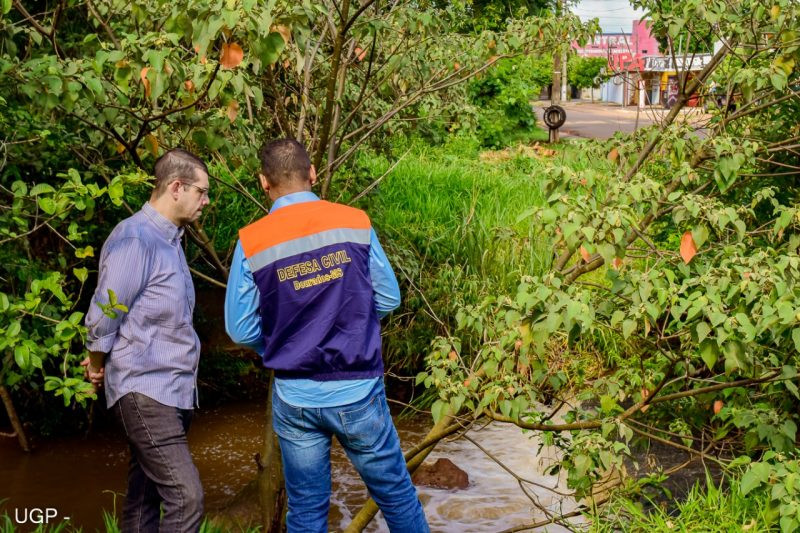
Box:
[75,246,94,258]
[450,394,465,414]
[691,225,709,248]
[573,454,591,477]
[7,320,21,337]
[258,32,286,67]
[600,394,618,414]
[14,345,30,370]
[770,72,787,91]
[2,0,11,15]
[38,197,56,215]
[622,319,636,339]
[740,462,771,495]
[73,267,88,283]
[695,322,711,344]
[792,329,800,352]
[780,517,797,533]
[699,339,719,371]
[431,399,447,423]
[30,183,56,196]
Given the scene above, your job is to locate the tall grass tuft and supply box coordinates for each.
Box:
[589,474,777,532]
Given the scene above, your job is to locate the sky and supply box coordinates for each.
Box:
[572,0,647,34]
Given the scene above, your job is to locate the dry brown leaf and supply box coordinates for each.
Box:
[220,42,244,69]
[680,231,697,264]
[274,24,291,43]
[226,100,239,122]
[535,144,556,157]
[140,67,151,98]
[640,388,650,412]
[607,147,619,162]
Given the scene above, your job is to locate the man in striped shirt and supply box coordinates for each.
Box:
[83,149,210,533]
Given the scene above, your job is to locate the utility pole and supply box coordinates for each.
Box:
[552,0,562,106]
[561,46,568,101]
[550,0,563,143]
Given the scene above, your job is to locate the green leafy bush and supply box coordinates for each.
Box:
[467,55,552,147]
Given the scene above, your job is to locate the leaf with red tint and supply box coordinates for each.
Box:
[579,246,591,262]
[221,42,244,69]
[680,231,697,264]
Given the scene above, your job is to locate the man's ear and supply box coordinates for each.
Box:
[170,179,182,199]
[259,173,270,192]
[309,165,317,186]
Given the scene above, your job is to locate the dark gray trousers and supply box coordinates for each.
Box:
[114,392,203,533]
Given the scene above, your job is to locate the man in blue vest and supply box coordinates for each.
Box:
[225,139,429,532]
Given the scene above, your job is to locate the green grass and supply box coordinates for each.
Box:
[588,474,777,532]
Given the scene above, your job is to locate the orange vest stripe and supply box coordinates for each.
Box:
[239,201,371,258]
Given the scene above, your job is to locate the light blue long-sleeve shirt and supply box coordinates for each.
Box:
[86,202,200,409]
[225,191,400,407]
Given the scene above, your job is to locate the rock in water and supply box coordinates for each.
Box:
[412,458,469,490]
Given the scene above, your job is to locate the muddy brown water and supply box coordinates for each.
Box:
[1,399,581,532]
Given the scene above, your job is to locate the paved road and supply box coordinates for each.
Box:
[534,101,707,139]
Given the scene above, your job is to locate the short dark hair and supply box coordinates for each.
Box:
[259,139,311,187]
[152,148,208,196]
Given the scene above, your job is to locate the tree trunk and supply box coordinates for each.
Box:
[258,373,286,532]
[0,385,31,452]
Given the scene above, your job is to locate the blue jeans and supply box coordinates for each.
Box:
[272,380,429,533]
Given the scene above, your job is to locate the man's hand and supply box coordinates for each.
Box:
[80,356,105,389]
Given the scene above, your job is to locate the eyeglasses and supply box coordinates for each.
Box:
[179,182,210,199]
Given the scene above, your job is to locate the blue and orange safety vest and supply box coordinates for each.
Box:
[238,200,383,380]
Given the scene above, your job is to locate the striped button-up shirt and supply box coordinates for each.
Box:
[85,202,200,409]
